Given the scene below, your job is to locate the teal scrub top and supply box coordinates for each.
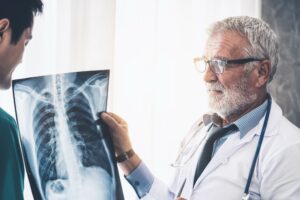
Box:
[0,108,24,200]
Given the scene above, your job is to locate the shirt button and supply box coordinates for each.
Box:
[134,181,140,186]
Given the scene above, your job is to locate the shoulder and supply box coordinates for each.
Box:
[271,116,300,154]
[258,99,300,163]
[0,108,17,125]
[0,108,18,140]
[278,115,300,134]
[267,99,300,138]
[261,109,300,167]
[271,104,300,143]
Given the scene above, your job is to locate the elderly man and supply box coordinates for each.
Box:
[101,16,300,199]
[0,0,43,199]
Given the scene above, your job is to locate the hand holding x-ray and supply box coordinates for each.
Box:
[99,112,142,175]
[99,112,132,156]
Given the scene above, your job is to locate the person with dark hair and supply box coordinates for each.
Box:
[100,16,300,200]
[0,0,43,199]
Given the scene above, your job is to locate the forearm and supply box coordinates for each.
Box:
[124,159,175,200]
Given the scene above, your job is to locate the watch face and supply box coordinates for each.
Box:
[13,70,124,200]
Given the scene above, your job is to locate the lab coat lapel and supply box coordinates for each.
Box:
[193,127,258,188]
[193,98,281,188]
[181,126,209,197]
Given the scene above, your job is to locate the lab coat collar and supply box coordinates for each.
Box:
[193,97,282,188]
[254,96,281,137]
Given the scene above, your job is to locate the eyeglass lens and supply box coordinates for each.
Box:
[195,60,223,74]
[210,60,226,74]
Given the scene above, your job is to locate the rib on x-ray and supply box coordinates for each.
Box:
[12,70,124,200]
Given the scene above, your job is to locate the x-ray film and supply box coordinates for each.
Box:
[12,70,124,200]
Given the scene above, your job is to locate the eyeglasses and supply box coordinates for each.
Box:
[193,57,267,74]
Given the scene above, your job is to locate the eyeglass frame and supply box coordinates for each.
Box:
[193,56,268,74]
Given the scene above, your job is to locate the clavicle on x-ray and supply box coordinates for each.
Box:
[12,70,124,200]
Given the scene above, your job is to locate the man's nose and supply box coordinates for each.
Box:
[203,65,218,83]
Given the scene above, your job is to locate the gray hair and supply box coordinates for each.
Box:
[208,16,279,82]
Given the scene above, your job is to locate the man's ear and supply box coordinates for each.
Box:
[255,60,271,88]
[0,19,10,41]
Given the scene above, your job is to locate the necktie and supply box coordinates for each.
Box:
[193,124,237,185]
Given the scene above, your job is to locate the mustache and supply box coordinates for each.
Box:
[205,82,224,91]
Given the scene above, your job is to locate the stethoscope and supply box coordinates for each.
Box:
[242,94,271,200]
[172,94,272,200]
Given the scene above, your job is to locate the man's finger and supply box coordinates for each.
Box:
[100,112,119,129]
[106,112,127,124]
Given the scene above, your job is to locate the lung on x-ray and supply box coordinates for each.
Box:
[12,70,124,200]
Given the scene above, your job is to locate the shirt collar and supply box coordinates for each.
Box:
[233,99,268,138]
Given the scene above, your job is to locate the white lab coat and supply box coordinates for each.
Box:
[141,99,300,200]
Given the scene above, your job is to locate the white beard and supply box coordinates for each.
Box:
[206,76,257,118]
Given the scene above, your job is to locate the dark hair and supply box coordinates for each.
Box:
[0,0,43,44]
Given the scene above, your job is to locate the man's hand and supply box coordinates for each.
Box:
[176,198,186,200]
[99,112,141,175]
[99,112,132,156]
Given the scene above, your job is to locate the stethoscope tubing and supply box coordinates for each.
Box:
[173,94,272,199]
[243,94,272,197]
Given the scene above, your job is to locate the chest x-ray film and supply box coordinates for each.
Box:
[12,70,124,200]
